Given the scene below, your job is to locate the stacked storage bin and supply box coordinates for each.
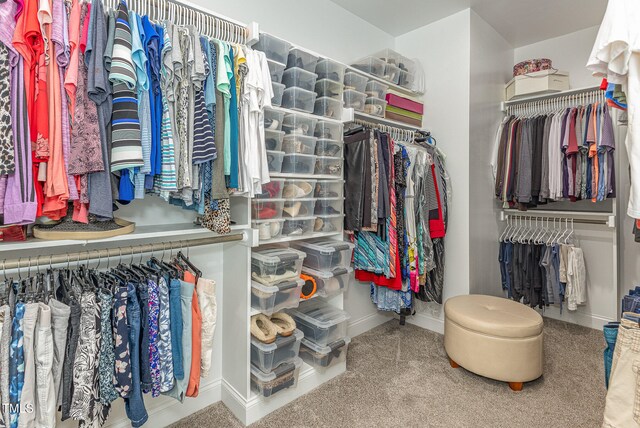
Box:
[281,47,319,113]
[250,248,307,397]
[252,33,291,107]
[313,58,345,120]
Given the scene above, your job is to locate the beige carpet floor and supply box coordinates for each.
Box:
[170,318,606,428]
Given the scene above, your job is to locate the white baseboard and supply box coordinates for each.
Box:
[348,312,393,337]
[407,312,445,334]
[535,306,610,330]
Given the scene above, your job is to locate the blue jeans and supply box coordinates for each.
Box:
[164,281,194,402]
[168,279,183,380]
[125,284,148,427]
[136,281,152,392]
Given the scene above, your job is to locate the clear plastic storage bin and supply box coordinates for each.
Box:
[314,79,344,100]
[266,150,285,173]
[313,97,343,120]
[398,69,415,89]
[281,67,318,91]
[343,89,366,111]
[281,153,316,175]
[287,48,318,72]
[300,266,352,298]
[282,179,317,199]
[252,218,286,241]
[315,139,343,157]
[365,81,388,99]
[282,135,317,155]
[251,198,285,221]
[256,179,285,199]
[251,247,306,286]
[375,48,417,75]
[283,198,316,218]
[314,121,344,141]
[251,329,304,372]
[271,82,285,106]
[314,197,343,215]
[282,216,316,237]
[314,180,343,198]
[344,71,368,93]
[282,113,318,137]
[313,214,343,233]
[289,301,350,346]
[292,240,354,271]
[281,87,317,113]
[265,109,285,132]
[364,97,387,117]
[267,59,286,83]
[300,337,351,369]
[315,156,342,177]
[383,63,400,84]
[315,58,346,82]
[250,357,302,398]
[254,34,291,64]
[265,130,285,152]
[251,279,304,316]
[351,57,386,77]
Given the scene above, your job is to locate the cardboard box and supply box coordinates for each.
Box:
[505,69,570,100]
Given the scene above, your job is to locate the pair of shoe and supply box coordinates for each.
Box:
[258,221,281,240]
[314,217,337,232]
[251,312,296,344]
[283,181,313,198]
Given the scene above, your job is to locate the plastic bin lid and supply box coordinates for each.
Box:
[251,278,303,294]
[251,247,306,265]
[301,336,351,354]
[251,218,286,225]
[283,152,316,159]
[283,215,316,221]
[315,213,344,219]
[251,329,304,352]
[251,357,302,382]
[316,197,345,202]
[316,155,343,162]
[283,134,318,143]
[283,66,318,78]
[252,198,286,205]
[265,150,285,156]
[265,129,285,137]
[292,239,354,255]
[289,301,350,327]
[302,265,353,279]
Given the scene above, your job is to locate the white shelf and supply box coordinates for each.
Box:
[269,172,341,180]
[501,85,601,108]
[342,107,422,131]
[257,230,342,245]
[267,105,346,124]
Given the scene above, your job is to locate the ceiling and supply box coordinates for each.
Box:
[329,0,607,47]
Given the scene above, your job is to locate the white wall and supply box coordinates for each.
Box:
[468,11,514,297]
[514,25,601,89]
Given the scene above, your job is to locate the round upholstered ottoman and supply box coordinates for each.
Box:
[444,294,544,391]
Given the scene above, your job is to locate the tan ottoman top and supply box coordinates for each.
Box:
[445,295,543,338]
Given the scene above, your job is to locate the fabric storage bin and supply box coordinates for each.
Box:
[251,247,306,286]
[265,130,285,151]
[315,79,344,100]
[267,59,286,83]
[281,87,317,113]
[383,63,400,84]
[266,150,285,173]
[315,58,345,82]
[314,180,343,198]
[254,34,291,64]
[314,121,343,140]
[314,214,343,233]
[282,216,316,237]
[271,82,285,106]
[252,218,286,241]
[250,357,302,398]
[344,71,368,92]
[282,179,316,199]
[300,337,351,369]
[281,153,316,175]
[315,139,343,157]
[313,97,343,120]
[292,240,354,271]
[364,97,387,117]
[300,266,352,298]
[287,48,318,72]
[251,329,303,372]
[265,108,285,132]
[315,156,342,177]
[314,197,342,215]
[251,279,304,316]
[365,81,388,99]
[343,89,366,111]
[283,198,316,218]
[398,70,415,89]
[256,179,285,199]
[281,67,318,91]
[351,57,386,77]
[251,199,285,221]
[282,135,317,155]
[289,301,350,346]
[282,113,317,137]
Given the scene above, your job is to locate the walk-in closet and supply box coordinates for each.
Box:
[0,0,635,427]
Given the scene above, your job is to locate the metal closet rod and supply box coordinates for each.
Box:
[505,88,605,116]
[505,213,608,226]
[1,233,244,270]
[353,119,417,142]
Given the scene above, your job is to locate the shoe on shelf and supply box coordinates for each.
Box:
[270,312,296,337]
[251,314,278,344]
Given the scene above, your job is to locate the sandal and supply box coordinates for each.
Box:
[270,312,296,337]
[251,314,278,344]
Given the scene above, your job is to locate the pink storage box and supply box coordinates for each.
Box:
[385,93,423,115]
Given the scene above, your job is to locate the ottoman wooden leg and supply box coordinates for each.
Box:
[449,357,460,369]
[508,382,523,392]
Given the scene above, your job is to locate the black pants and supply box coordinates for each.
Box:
[344,130,372,231]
